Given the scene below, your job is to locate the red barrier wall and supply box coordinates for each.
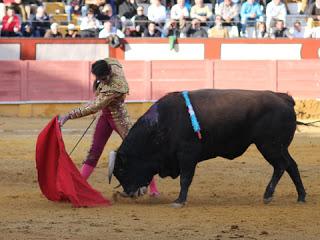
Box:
[277,60,320,98]
[214,61,277,91]
[0,60,319,102]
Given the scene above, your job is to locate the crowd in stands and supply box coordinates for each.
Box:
[0,0,319,38]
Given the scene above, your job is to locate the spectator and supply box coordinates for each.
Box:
[30,6,50,37]
[22,0,42,21]
[170,0,190,20]
[97,4,111,22]
[208,14,229,38]
[298,0,308,14]
[65,23,81,37]
[240,0,263,36]
[162,19,182,36]
[307,0,320,28]
[44,22,63,38]
[64,0,87,23]
[99,20,125,38]
[118,0,138,20]
[98,4,122,29]
[1,7,20,37]
[21,22,33,37]
[182,18,208,37]
[2,0,28,22]
[265,0,286,32]
[79,8,101,37]
[123,25,140,36]
[132,5,148,36]
[147,0,167,25]
[215,0,240,26]
[11,0,28,21]
[143,21,162,37]
[255,20,268,38]
[87,0,106,17]
[190,0,213,25]
[0,1,5,23]
[271,19,292,38]
[291,20,305,38]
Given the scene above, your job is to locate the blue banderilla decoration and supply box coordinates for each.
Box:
[182,91,202,140]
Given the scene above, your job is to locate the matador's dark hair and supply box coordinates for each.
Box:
[91,60,112,78]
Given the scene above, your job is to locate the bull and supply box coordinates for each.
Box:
[109,89,307,207]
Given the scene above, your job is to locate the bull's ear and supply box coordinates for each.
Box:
[108,151,117,184]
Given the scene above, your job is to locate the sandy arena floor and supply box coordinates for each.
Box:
[0,116,319,240]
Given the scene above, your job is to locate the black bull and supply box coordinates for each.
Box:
[110,89,306,206]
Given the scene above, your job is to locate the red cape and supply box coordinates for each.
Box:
[35,116,111,207]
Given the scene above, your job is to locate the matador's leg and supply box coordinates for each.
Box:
[81,110,113,180]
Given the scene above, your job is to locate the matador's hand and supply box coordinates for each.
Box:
[58,114,70,127]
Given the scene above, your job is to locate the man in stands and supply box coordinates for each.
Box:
[307,0,320,28]
[182,18,208,37]
[240,0,263,37]
[190,0,213,26]
[170,0,190,20]
[44,22,63,38]
[132,5,148,36]
[79,7,101,37]
[143,21,162,37]
[266,0,287,33]
[147,0,167,25]
[271,19,292,38]
[0,7,20,37]
[30,6,50,37]
[215,0,240,27]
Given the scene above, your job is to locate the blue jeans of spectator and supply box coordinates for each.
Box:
[65,5,88,23]
[241,17,256,34]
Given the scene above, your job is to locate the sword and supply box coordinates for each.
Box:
[69,116,96,156]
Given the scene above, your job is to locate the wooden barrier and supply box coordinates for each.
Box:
[0,60,319,104]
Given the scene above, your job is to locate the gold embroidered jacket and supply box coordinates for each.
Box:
[68,58,129,119]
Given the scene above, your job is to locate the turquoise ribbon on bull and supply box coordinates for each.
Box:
[182,91,202,140]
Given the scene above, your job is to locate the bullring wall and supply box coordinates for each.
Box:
[0,59,319,119]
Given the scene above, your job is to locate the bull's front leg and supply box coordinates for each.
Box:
[172,158,197,208]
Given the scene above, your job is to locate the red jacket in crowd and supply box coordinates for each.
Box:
[1,15,20,32]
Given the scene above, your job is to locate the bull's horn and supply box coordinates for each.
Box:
[108,151,116,184]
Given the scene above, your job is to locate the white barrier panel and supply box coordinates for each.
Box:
[0,44,20,60]
[125,43,205,60]
[36,44,109,60]
[221,44,302,60]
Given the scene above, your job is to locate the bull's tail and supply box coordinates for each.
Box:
[276,92,295,106]
[296,120,320,127]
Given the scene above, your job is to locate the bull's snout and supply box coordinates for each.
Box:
[117,186,147,199]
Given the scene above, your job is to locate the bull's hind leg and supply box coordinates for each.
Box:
[256,144,288,204]
[257,143,306,203]
[282,150,306,202]
[263,167,285,204]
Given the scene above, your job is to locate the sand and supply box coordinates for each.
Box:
[0,116,319,240]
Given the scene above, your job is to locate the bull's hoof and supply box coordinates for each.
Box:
[297,198,306,204]
[297,193,306,203]
[171,202,186,208]
[263,197,273,204]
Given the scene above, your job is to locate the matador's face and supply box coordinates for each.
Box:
[96,73,111,84]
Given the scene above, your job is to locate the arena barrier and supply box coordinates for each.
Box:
[1,38,320,61]
[0,59,320,102]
